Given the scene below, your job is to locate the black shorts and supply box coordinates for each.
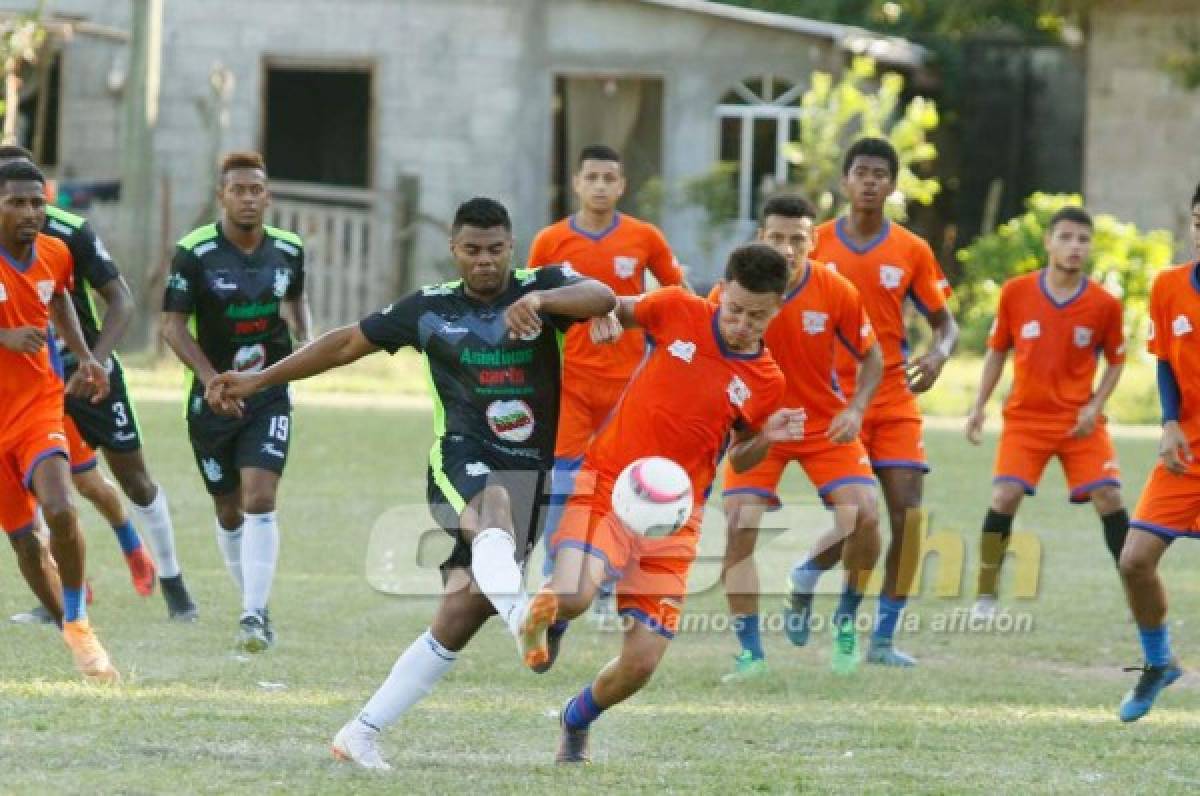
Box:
[63,355,142,454]
[187,389,292,496]
[427,433,548,574]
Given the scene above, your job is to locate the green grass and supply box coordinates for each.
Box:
[3,395,1199,794]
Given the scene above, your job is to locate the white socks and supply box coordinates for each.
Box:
[215,519,245,592]
[241,511,279,615]
[358,630,457,730]
[470,527,528,635]
[131,485,181,578]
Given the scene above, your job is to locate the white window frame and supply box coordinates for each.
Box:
[717,76,806,220]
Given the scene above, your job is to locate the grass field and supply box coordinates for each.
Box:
[3,393,1200,794]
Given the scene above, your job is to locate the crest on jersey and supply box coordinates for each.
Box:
[1073,326,1093,348]
[0,282,7,302]
[668,339,696,363]
[727,375,750,408]
[273,268,291,298]
[36,280,55,304]
[1021,320,1041,339]
[802,311,828,335]
[1173,314,1193,337]
[879,264,903,290]
[613,256,638,280]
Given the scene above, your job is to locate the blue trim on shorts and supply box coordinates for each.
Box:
[1069,478,1121,504]
[618,607,676,639]
[550,539,623,582]
[871,458,930,473]
[1130,520,1188,543]
[817,476,878,508]
[70,457,99,475]
[721,487,782,511]
[994,475,1037,497]
[22,446,68,489]
[6,521,35,540]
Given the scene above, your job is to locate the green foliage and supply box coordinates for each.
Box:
[955,192,1174,352]
[1163,29,1200,91]
[677,162,741,261]
[783,56,940,221]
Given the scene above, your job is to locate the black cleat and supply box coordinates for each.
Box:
[237,612,270,653]
[161,574,198,622]
[556,706,591,764]
[532,620,568,675]
[10,604,55,626]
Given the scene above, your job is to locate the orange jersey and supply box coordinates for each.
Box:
[1147,263,1200,442]
[708,262,875,436]
[813,219,948,404]
[989,270,1125,431]
[585,287,785,498]
[0,233,74,431]
[529,214,683,381]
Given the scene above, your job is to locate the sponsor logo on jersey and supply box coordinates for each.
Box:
[273,268,291,298]
[260,443,285,459]
[233,343,267,373]
[802,311,828,335]
[1073,326,1094,347]
[486,399,535,443]
[466,461,491,477]
[1173,314,1193,337]
[613,255,638,279]
[225,300,280,319]
[727,375,750,408]
[1021,320,1041,339]
[36,280,55,304]
[212,276,239,292]
[479,366,527,387]
[166,273,189,293]
[879,264,903,290]
[667,340,696,363]
[113,431,138,443]
[460,347,535,367]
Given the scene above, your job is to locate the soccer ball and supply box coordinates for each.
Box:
[612,456,693,537]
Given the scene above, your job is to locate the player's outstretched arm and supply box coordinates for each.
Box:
[506,280,616,339]
[965,348,1008,445]
[89,277,134,363]
[907,307,959,393]
[51,291,109,403]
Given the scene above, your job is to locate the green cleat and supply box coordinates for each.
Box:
[831,619,860,676]
[720,650,768,684]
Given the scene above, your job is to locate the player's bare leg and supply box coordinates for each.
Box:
[557,620,670,763]
[972,480,1025,619]
[234,467,281,651]
[73,467,157,597]
[105,447,196,619]
[868,467,924,667]
[31,455,119,683]
[1116,528,1180,720]
[334,568,495,770]
[720,494,769,681]
[9,529,65,625]
[828,485,881,674]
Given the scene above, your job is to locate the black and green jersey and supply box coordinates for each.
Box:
[163,222,305,405]
[42,205,120,352]
[359,266,583,465]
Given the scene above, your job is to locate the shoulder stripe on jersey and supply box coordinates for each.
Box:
[264,225,304,248]
[273,238,299,256]
[178,223,218,250]
[47,219,75,238]
[45,205,86,229]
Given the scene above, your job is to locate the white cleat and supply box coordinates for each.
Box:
[970,595,998,622]
[332,719,392,771]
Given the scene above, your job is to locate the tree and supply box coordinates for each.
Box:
[0,0,48,145]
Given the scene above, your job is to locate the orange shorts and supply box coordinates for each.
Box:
[64,414,99,475]
[550,470,700,638]
[721,434,875,509]
[0,412,69,536]
[994,423,1120,504]
[555,374,630,460]
[1131,462,1200,540]
[859,393,928,471]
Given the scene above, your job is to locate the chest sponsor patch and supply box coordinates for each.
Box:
[486,399,535,443]
[233,343,267,373]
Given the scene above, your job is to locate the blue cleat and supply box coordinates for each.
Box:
[1119,659,1183,722]
[866,640,917,668]
[784,590,814,647]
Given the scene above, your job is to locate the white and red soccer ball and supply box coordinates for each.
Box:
[612,456,693,537]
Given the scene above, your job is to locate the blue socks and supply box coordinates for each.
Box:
[834,586,864,627]
[563,685,604,730]
[790,558,824,595]
[1139,624,1171,667]
[873,595,907,643]
[733,614,764,660]
[112,520,142,556]
[63,586,86,622]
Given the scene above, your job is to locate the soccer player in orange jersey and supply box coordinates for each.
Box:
[1113,183,1200,722]
[518,244,806,763]
[788,138,959,668]
[0,159,118,682]
[530,145,686,596]
[965,207,1128,620]
[713,196,884,681]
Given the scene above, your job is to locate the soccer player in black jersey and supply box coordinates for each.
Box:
[208,197,616,770]
[161,151,312,651]
[0,145,196,623]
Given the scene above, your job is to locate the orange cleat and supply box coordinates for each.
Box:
[62,618,120,684]
[125,547,157,597]
[518,588,559,671]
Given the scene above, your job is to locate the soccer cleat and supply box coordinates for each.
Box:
[62,619,120,684]
[720,650,768,684]
[160,575,198,622]
[831,619,860,676]
[866,640,917,668]
[971,595,998,622]
[784,589,814,647]
[331,719,392,771]
[519,588,559,671]
[10,603,56,626]
[556,709,591,764]
[125,547,157,597]
[1118,659,1183,722]
[531,620,568,675]
[237,612,270,653]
